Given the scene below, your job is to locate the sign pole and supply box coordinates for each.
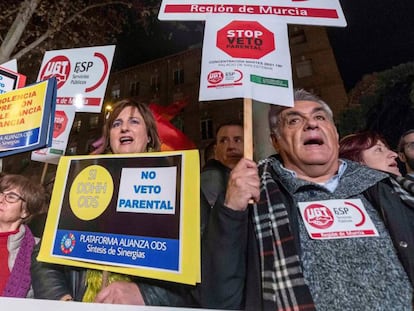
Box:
[244,98,255,205]
[40,162,48,184]
[243,98,253,160]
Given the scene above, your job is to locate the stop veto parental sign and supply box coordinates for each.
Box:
[216,20,275,59]
[53,110,68,138]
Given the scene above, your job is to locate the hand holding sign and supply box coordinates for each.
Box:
[94,281,145,305]
[38,151,200,285]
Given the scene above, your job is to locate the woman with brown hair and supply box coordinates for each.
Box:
[0,174,47,297]
[339,131,414,209]
[31,99,194,306]
[339,131,401,176]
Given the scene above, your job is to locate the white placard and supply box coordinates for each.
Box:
[37,45,115,113]
[199,16,293,107]
[0,59,18,72]
[159,0,347,27]
[117,166,177,214]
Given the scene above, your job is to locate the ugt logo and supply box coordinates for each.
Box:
[39,55,71,89]
[304,203,334,229]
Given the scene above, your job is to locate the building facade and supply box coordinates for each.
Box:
[3,25,348,176]
[104,25,348,161]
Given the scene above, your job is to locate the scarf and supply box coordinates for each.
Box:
[2,225,35,298]
[390,176,414,208]
[252,158,315,311]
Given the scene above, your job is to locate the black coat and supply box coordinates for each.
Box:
[30,243,197,306]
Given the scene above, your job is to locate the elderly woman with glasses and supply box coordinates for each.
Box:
[0,174,47,298]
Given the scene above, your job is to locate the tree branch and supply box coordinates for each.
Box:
[62,1,132,26]
[11,28,52,61]
[0,0,42,63]
[3,0,132,62]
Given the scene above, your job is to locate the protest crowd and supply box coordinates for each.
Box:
[0,88,412,311]
[1,3,413,310]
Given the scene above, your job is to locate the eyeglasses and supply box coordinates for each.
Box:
[0,191,25,203]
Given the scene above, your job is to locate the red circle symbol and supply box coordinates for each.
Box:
[39,55,71,89]
[207,70,224,84]
[53,110,68,139]
[216,20,275,59]
[345,201,366,227]
[304,203,334,229]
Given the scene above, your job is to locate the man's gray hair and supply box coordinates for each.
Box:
[268,88,334,136]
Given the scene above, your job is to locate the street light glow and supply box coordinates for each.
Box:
[73,94,84,109]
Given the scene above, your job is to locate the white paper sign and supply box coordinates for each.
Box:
[158,0,347,27]
[199,16,293,107]
[117,167,177,215]
[298,199,379,240]
[37,45,115,113]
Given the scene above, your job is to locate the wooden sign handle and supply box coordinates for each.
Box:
[244,98,255,205]
[40,162,48,184]
[243,98,253,160]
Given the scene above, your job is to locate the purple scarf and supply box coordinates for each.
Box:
[2,225,35,297]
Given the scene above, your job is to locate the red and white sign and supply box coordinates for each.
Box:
[159,0,346,27]
[200,16,293,106]
[207,70,224,84]
[303,203,334,229]
[217,21,275,59]
[37,45,115,113]
[40,55,71,89]
[298,199,379,240]
[53,110,68,139]
[31,104,76,165]
[0,66,26,95]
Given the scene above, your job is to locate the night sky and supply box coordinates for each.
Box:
[114,0,414,92]
[327,0,414,90]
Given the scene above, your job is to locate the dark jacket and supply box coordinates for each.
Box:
[199,159,414,310]
[201,159,231,207]
[31,243,197,306]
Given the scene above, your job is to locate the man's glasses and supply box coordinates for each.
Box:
[0,191,25,203]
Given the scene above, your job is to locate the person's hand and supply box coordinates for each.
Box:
[94,281,145,305]
[224,158,260,211]
[60,294,73,301]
